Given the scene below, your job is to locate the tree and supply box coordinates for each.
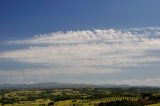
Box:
[48,101,55,106]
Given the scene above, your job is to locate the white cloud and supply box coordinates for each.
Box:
[0,67,121,84]
[1,27,160,84]
[1,28,150,44]
[103,78,160,86]
[1,28,160,65]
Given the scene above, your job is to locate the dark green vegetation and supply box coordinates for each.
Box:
[0,87,160,106]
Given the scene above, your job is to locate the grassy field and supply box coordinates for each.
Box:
[0,97,142,106]
[147,103,160,106]
[1,101,160,106]
[0,88,160,106]
[0,97,149,106]
[0,100,93,106]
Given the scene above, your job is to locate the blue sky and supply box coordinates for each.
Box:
[1,0,160,40]
[1,0,160,85]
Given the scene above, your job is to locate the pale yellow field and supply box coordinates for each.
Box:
[147,103,160,106]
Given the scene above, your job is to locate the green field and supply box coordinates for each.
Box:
[0,97,141,106]
[0,87,160,106]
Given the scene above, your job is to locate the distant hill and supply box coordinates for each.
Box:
[0,82,131,90]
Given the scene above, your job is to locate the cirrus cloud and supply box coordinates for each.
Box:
[0,27,160,85]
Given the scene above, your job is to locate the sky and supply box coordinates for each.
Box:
[0,0,160,85]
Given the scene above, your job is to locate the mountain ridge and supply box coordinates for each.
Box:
[0,82,131,90]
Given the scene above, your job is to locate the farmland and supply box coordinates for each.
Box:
[0,87,160,106]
